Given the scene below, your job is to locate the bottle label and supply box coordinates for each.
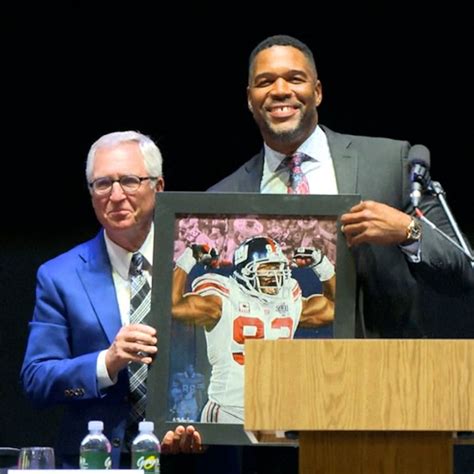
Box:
[132,451,160,473]
[80,452,112,470]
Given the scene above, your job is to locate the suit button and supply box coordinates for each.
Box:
[112,438,121,448]
[64,389,71,397]
[123,395,129,403]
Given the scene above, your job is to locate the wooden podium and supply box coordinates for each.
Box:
[244,339,474,474]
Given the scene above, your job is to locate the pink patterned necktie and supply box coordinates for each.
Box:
[286,152,310,194]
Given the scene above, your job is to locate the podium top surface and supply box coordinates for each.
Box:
[244,339,474,432]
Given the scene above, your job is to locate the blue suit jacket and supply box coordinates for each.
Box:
[209,126,474,336]
[21,231,129,467]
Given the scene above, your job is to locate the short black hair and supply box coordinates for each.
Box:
[248,34,317,82]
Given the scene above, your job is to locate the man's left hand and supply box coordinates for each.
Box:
[341,200,412,247]
[192,244,219,268]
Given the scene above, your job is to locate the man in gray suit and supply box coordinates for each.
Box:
[209,34,473,338]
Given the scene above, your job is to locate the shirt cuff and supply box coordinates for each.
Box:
[399,240,421,263]
[97,349,117,390]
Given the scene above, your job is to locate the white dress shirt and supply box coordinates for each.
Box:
[261,125,338,194]
[96,225,154,389]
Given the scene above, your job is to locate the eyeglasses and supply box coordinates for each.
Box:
[88,175,159,195]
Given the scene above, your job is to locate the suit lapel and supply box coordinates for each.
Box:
[77,231,122,344]
[243,151,265,192]
[322,126,358,194]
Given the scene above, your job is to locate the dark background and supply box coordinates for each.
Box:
[1,2,473,462]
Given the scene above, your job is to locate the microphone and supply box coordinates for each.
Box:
[408,144,431,208]
[408,146,474,265]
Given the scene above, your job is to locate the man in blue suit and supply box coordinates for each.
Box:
[20,131,203,469]
[210,34,474,340]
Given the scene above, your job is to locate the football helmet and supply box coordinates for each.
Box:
[232,236,290,300]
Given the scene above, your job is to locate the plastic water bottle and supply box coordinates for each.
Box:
[131,421,160,473]
[79,420,112,469]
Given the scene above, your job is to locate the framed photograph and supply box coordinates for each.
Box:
[147,192,359,445]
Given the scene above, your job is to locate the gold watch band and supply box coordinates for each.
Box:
[405,218,422,243]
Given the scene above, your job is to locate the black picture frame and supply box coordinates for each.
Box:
[148,192,359,445]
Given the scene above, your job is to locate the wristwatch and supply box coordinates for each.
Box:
[404,218,422,244]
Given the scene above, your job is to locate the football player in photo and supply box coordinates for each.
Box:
[171,236,335,423]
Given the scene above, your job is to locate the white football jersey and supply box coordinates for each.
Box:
[191,273,302,410]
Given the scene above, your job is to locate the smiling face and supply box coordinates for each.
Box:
[247,45,322,155]
[90,141,164,249]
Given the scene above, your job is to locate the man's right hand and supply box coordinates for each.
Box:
[161,425,204,455]
[105,324,157,379]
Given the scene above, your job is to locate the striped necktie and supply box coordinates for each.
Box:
[127,252,151,428]
[285,152,310,194]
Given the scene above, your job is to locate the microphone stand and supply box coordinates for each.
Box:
[417,180,474,264]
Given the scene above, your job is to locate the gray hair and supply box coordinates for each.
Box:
[86,131,163,186]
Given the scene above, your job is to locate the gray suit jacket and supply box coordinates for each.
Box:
[209,126,474,337]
